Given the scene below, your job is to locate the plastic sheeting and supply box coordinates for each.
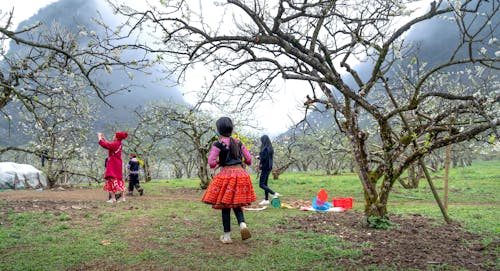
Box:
[0,162,47,189]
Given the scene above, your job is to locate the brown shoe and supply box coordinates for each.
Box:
[240,227,251,240]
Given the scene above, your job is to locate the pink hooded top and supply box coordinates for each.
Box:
[208,137,252,169]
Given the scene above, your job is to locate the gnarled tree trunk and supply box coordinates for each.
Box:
[197,144,210,189]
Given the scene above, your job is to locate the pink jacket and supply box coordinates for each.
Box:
[208,137,252,169]
[99,139,123,180]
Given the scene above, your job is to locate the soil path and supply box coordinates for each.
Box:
[0,187,201,202]
[1,187,498,271]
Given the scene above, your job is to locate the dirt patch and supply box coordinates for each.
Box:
[0,186,203,203]
[158,187,204,201]
[278,211,499,270]
[1,187,498,270]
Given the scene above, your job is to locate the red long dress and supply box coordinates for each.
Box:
[99,139,126,193]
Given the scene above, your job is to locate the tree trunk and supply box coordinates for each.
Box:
[444,144,451,211]
[46,159,56,188]
[349,162,354,173]
[325,158,334,175]
[197,146,210,189]
[174,166,183,179]
[143,158,152,182]
[346,116,387,219]
[272,160,294,180]
[398,163,421,189]
[46,140,57,188]
[155,158,163,179]
[181,163,188,178]
[420,158,452,224]
[272,169,282,180]
[186,160,195,178]
[466,158,472,167]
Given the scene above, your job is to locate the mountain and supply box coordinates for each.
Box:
[297,2,499,135]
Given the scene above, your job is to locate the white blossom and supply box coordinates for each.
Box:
[105,65,113,74]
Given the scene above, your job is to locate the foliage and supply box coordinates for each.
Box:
[126,101,218,187]
[0,13,146,116]
[1,1,497,224]
[292,124,352,174]
[0,160,498,270]
[366,215,392,230]
[0,7,152,183]
[17,76,98,186]
[106,0,499,219]
[232,132,253,151]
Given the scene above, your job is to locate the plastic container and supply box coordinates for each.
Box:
[332,197,353,209]
[312,196,332,211]
[270,197,281,208]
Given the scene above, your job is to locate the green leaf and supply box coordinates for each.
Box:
[410,56,417,65]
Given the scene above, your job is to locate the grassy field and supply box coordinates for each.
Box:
[0,160,498,270]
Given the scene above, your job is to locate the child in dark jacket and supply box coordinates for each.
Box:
[126,154,144,196]
[257,135,280,205]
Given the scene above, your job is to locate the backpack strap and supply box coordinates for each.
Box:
[214,141,226,149]
[113,145,122,156]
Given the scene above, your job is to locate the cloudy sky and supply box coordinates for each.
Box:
[1,0,308,136]
[0,0,435,136]
[1,0,59,29]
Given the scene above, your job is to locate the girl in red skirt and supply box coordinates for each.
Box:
[202,117,256,244]
[98,131,128,203]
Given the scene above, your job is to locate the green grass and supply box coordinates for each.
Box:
[0,160,498,270]
[0,212,118,271]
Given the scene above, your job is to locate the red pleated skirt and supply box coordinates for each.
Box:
[103,178,126,193]
[202,165,256,209]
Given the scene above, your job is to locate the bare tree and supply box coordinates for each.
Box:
[0,15,142,111]
[272,134,297,180]
[16,77,97,187]
[0,10,150,172]
[294,119,352,175]
[125,104,176,182]
[144,103,217,188]
[111,0,499,222]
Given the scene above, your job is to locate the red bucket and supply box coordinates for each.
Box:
[332,197,353,209]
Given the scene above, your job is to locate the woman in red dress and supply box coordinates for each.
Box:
[98,131,128,203]
[202,117,256,244]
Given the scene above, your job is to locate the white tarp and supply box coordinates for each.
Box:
[0,162,47,189]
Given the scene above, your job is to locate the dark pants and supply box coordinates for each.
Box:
[108,192,121,200]
[128,174,142,192]
[259,170,274,200]
[221,207,245,233]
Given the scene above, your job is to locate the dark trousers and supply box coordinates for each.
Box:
[128,174,142,192]
[259,170,274,200]
[221,207,245,233]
